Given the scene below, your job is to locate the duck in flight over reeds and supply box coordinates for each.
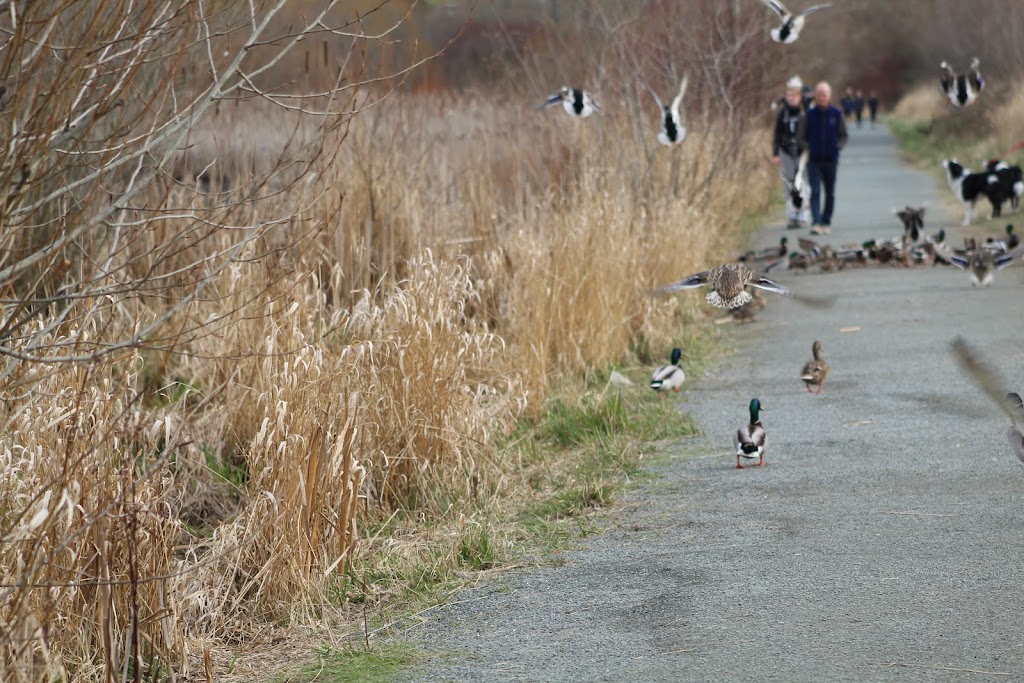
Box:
[940,58,984,107]
[759,0,832,44]
[647,76,688,146]
[539,86,600,118]
[652,263,834,310]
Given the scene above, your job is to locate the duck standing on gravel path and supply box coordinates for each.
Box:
[735,398,768,469]
[800,340,830,394]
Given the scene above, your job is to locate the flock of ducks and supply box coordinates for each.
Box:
[647,202,1022,468]
[738,211,1022,290]
[542,3,1013,466]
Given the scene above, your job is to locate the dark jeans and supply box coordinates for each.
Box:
[807,161,838,226]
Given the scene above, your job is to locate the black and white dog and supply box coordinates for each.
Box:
[942,160,992,225]
[983,159,1024,215]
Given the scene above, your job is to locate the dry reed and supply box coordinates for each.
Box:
[0,5,779,681]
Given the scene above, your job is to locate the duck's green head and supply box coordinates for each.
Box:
[1007,224,1015,236]
[670,347,682,365]
[748,398,762,421]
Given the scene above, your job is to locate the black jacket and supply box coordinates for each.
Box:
[772,104,804,158]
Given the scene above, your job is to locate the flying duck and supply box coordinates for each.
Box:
[940,58,984,107]
[759,0,833,44]
[950,248,1015,286]
[649,76,688,146]
[652,263,834,310]
[950,337,1024,464]
[540,86,600,118]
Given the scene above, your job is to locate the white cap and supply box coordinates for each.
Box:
[786,76,803,90]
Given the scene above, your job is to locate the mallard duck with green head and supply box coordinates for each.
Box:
[734,398,768,469]
[800,340,829,393]
[650,347,686,394]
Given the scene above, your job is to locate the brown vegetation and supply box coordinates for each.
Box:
[0,2,784,681]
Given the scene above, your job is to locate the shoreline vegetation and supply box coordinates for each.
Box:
[14,1,1024,681]
[0,3,776,681]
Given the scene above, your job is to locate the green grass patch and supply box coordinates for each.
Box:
[539,394,630,448]
[280,643,418,683]
[889,110,999,169]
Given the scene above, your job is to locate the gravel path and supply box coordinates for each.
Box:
[398,124,1024,682]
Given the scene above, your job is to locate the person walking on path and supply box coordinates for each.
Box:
[840,86,854,119]
[868,90,880,127]
[854,89,866,128]
[801,81,848,235]
[772,77,809,228]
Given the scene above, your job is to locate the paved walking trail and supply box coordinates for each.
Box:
[399,124,1024,681]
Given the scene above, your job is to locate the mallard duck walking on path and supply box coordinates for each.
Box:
[650,347,686,394]
[653,263,834,309]
[800,340,830,393]
[950,337,1024,463]
[735,398,768,469]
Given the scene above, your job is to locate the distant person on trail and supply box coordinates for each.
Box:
[868,90,880,127]
[854,89,866,128]
[800,81,849,235]
[772,77,809,229]
[841,86,855,119]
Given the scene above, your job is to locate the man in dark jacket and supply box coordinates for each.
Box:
[800,81,848,234]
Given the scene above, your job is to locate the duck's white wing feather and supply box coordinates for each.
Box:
[651,272,711,295]
[801,3,832,16]
[670,76,689,116]
[645,83,665,111]
[760,0,788,18]
[538,93,563,109]
[749,276,793,295]
[751,276,836,308]
[994,252,1016,270]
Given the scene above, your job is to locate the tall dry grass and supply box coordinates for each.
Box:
[892,77,1024,165]
[0,5,777,682]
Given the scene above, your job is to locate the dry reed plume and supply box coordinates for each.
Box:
[0,2,778,680]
